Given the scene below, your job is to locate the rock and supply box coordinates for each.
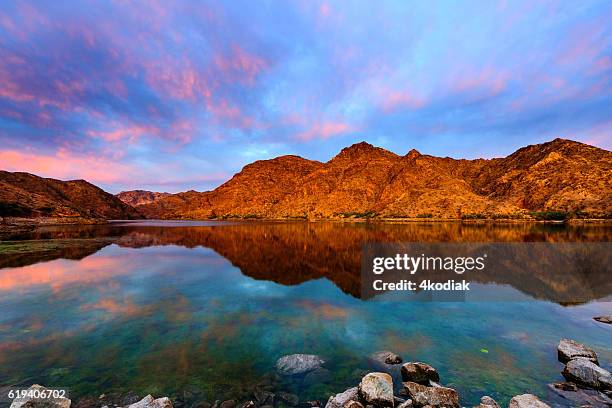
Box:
[324,387,359,408]
[276,354,325,375]
[359,373,394,407]
[253,390,274,406]
[344,401,364,408]
[238,402,255,408]
[563,357,612,390]
[370,351,402,365]
[508,394,550,408]
[474,396,499,408]
[594,315,612,324]
[127,395,173,408]
[220,400,236,408]
[557,339,598,364]
[10,384,71,408]
[276,392,299,407]
[548,382,612,408]
[400,363,440,385]
[396,400,413,408]
[402,382,459,408]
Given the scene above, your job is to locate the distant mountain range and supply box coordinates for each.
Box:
[124,138,611,220]
[0,171,141,220]
[1,138,610,222]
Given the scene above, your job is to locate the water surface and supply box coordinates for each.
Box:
[0,221,610,407]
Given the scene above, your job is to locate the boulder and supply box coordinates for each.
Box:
[557,339,598,364]
[562,357,611,390]
[474,396,499,408]
[508,394,550,408]
[396,400,413,408]
[276,354,325,375]
[324,387,359,408]
[593,315,612,324]
[400,363,440,385]
[549,382,612,408]
[370,351,402,365]
[10,384,71,408]
[344,401,364,408]
[127,395,173,408]
[402,382,459,408]
[359,373,394,407]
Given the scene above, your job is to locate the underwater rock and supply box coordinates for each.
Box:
[474,396,499,408]
[508,394,550,408]
[401,382,459,408]
[10,384,71,408]
[220,400,236,408]
[304,368,333,385]
[400,363,440,385]
[594,315,612,324]
[562,358,612,390]
[276,392,299,406]
[126,395,173,408]
[324,387,359,408]
[276,354,325,375]
[549,382,612,408]
[557,339,598,364]
[359,373,394,407]
[370,351,402,365]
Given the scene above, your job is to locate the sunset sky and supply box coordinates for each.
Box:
[0,0,610,193]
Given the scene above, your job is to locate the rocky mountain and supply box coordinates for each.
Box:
[116,190,171,207]
[138,138,611,219]
[0,171,142,220]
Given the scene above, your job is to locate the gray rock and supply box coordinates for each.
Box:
[549,382,612,408]
[557,339,598,364]
[507,394,550,408]
[562,357,611,390]
[126,395,173,408]
[359,373,394,407]
[594,315,612,324]
[370,351,402,365]
[400,363,440,385]
[401,382,459,408]
[474,396,499,408]
[10,385,71,408]
[396,400,413,408]
[344,401,364,408]
[276,354,325,375]
[324,387,359,408]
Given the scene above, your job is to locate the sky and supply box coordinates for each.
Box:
[0,0,610,193]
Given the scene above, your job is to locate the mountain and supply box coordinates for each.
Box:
[138,138,611,219]
[116,190,171,207]
[0,171,142,220]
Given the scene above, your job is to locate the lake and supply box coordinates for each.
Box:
[0,221,610,407]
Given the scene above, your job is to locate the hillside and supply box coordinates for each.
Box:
[116,190,171,207]
[137,138,611,219]
[0,171,142,220]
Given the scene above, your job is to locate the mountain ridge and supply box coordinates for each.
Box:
[130,138,611,220]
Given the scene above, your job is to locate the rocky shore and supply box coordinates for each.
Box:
[9,340,611,408]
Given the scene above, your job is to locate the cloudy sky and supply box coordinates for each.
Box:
[0,0,610,193]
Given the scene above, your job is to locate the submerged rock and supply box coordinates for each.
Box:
[562,357,612,390]
[474,396,499,408]
[126,395,173,408]
[594,315,612,324]
[276,392,299,407]
[10,384,71,408]
[359,373,394,407]
[276,354,325,375]
[324,387,359,408]
[508,394,550,408]
[400,363,440,385]
[557,339,598,364]
[370,351,403,365]
[402,382,459,408]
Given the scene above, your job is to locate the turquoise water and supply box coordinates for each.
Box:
[0,221,610,407]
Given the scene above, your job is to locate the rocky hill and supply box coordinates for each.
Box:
[137,138,611,219]
[0,171,142,220]
[116,190,171,207]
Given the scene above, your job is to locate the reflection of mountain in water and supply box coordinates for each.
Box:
[2,222,610,303]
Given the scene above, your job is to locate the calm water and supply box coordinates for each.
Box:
[0,221,610,407]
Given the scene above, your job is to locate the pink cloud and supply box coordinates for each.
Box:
[87,124,159,143]
[296,121,355,141]
[0,148,138,184]
[452,67,509,97]
[382,91,426,111]
[214,44,268,85]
